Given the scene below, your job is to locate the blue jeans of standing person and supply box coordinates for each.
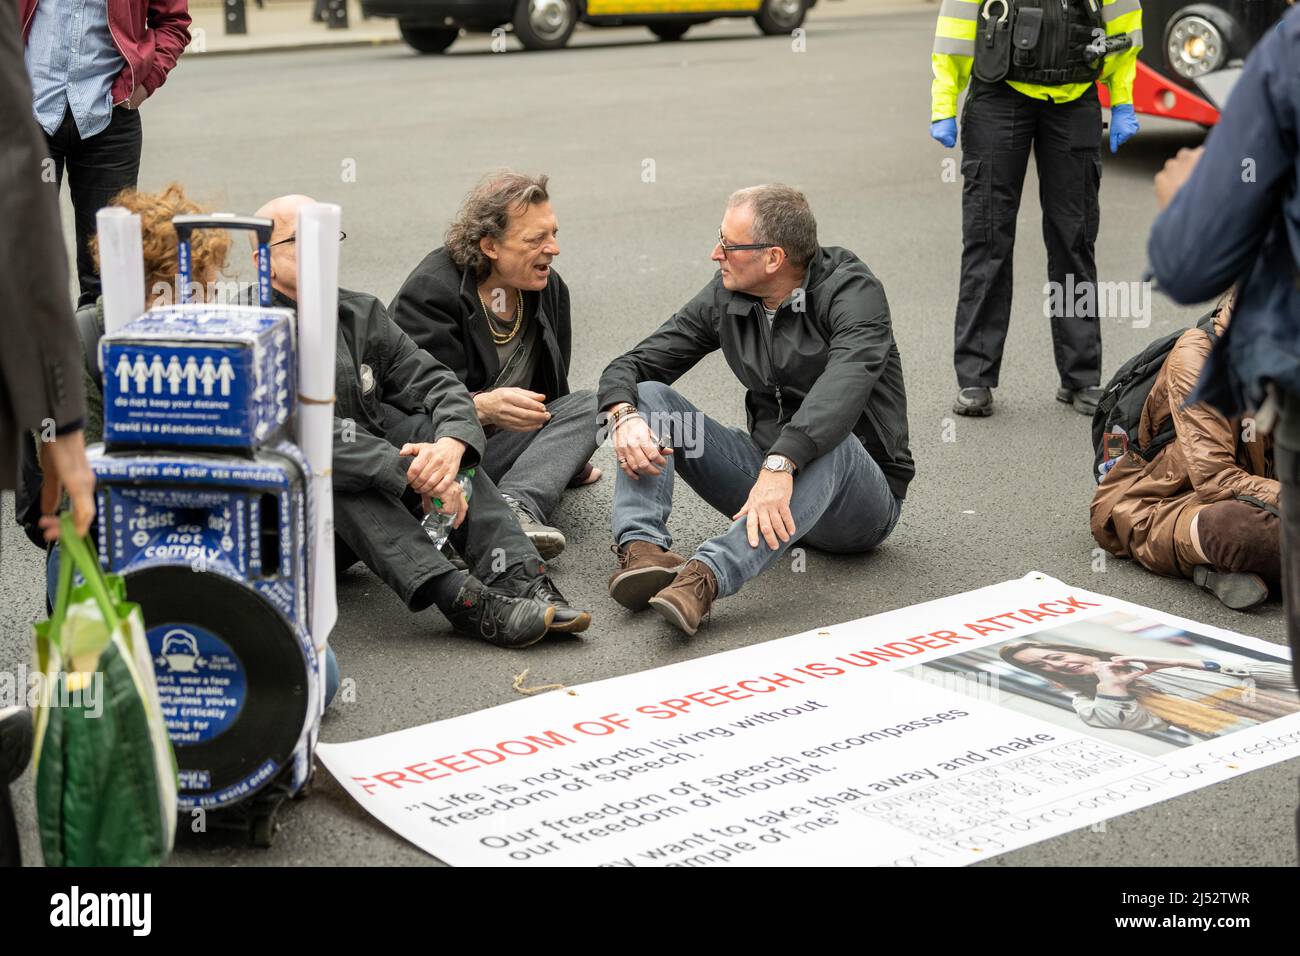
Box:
[612,381,901,597]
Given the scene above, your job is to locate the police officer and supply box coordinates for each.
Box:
[931,0,1142,418]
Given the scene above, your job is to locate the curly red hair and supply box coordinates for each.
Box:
[90,183,230,302]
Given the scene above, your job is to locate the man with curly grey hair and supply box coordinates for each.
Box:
[391,172,600,560]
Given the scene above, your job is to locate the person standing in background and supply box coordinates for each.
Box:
[1145,6,1300,850]
[21,0,191,307]
[2,0,97,868]
[930,0,1142,418]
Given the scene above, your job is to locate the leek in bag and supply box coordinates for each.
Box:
[33,513,178,866]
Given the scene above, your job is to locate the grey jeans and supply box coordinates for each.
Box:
[612,381,902,598]
[481,387,599,523]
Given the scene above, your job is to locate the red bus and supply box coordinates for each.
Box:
[1098,0,1290,124]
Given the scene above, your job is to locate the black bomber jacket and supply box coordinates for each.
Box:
[597,246,914,499]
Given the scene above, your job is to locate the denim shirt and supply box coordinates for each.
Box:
[24,0,125,137]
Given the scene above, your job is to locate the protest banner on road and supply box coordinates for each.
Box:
[317,573,1300,866]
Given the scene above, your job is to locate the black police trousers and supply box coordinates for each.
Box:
[954,78,1103,390]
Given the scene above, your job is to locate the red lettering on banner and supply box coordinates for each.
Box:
[1016,607,1057,622]
[1059,595,1103,610]
[434,754,480,774]
[373,770,417,789]
[498,739,540,756]
[883,642,926,656]
[835,654,875,669]
[635,704,680,719]
[736,680,778,694]
[353,776,379,796]
[464,748,507,766]
[710,684,754,702]
[573,721,616,735]
[525,731,576,749]
[910,634,950,650]
[405,762,451,782]
[803,662,845,678]
[762,673,805,688]
[686,691,727,707]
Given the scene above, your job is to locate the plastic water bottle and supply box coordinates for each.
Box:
[420,468,474,551]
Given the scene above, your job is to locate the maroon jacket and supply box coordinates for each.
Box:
[20,0,191,106]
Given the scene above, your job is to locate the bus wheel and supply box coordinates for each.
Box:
[755,0,805,34]
[513,0,577,49]
[398,22,459,52]
[649,21,691,41]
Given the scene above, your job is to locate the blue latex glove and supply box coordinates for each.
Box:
[1109,103,1139,153]
[930,117,957,148]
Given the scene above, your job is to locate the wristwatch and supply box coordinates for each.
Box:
[762,454,795,476]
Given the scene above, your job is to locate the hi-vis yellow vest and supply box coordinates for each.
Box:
[931,0,1143,121]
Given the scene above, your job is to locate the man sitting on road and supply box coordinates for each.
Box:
[1092,294,1280,611]
[255,194,591,647]
[389,172,600,561]
[599,184,914,635]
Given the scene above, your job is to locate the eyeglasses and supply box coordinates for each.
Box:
[716,229,775,259]
[269,230,347,248]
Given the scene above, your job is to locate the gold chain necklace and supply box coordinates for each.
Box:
[478,287,523,345]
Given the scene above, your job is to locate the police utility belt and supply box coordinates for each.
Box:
[974,0,1130,86]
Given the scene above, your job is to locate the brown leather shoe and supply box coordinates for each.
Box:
[608,541,687,610]
[648,560,717,636]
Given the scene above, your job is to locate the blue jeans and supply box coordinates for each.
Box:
[613,381,902,597]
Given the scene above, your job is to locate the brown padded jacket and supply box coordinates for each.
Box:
[1091,296,1278,578]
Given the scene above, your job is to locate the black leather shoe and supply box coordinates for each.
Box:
[492,564,591,634]
[445,579,555,648]
[0,707,32,786]
[953,387,994,417]
[1192,566,1269,611]
[524,576,591,634]
[1056,385,1103,416]
[0,706,32,868]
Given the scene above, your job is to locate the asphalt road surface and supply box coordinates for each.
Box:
[5,6,1295,866]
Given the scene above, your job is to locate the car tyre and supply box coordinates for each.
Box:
[398,21,460,53]
[649,21,691,41]
[513,0,578,49]
[754,0,805,34]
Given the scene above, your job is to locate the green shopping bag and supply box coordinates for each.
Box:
[33,513,178,866]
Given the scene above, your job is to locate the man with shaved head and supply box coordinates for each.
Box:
[254,195,591,648]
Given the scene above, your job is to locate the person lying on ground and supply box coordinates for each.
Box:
[1091,293,1280,611]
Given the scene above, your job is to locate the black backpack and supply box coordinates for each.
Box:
[1091,309,1217,482]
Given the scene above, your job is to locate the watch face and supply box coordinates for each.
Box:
[764,455,787,472]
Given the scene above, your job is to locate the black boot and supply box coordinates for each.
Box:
[445,578,556,648]
[0,706,34,867]
[491,562,591,634]
[522,576,591,634]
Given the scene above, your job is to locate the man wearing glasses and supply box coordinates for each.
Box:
[599,185,914,635]
[254,194,591,649]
